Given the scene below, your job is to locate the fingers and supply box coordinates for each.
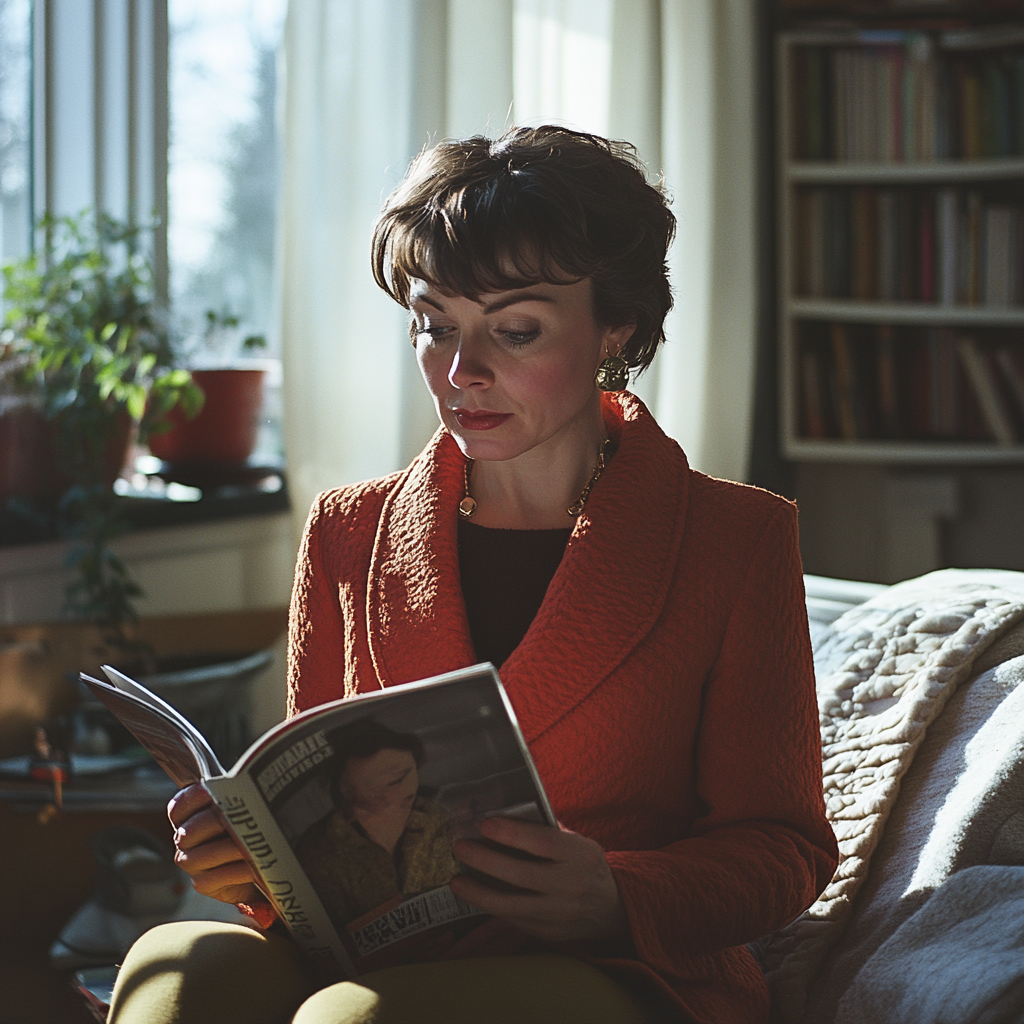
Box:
[189,863,261,904]
[452,838,548,893]
[477,816,568,860]
[449,874,545,919]
[167,784,212,827]
[175,835,248,874]
[174,807,230,850]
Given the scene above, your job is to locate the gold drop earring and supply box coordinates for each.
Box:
[594,353,629,392]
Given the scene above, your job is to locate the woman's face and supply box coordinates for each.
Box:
[339,748,419,820]
[410,277,632,463]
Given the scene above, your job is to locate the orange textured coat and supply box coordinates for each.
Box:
[287,393,838,1024]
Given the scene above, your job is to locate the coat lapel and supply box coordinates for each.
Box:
[366,394,690,745]
[366,429,477,688]
[500,394,689,743]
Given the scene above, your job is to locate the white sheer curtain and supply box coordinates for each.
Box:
[280,0,757,531]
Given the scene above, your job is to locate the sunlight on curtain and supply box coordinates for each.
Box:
[513,0,612,136]
[656,1,757,485]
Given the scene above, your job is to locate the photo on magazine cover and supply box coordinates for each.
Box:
[247,671,549,968]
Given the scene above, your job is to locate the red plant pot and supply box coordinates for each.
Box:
[0,400,64,504]
[149,369,266,464]
[0,400,132,505]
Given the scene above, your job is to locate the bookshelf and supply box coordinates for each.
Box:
[777,26,1024,463]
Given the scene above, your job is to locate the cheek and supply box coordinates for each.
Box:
[418,350,451,396]
[510,350,594,411]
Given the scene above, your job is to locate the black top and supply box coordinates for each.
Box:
[457,519,572,668]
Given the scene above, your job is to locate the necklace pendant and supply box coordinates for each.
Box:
[458,495,477,518]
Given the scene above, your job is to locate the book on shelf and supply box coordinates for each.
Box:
[795,185,1024,306]
[80,662,555,981]
[790,31,1024,163]
[798,321,1024,444]
[995,347,1024,419]
[956,337,1017,443]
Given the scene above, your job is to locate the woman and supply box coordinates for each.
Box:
[111,126,837,1024]
[296,719,458,931]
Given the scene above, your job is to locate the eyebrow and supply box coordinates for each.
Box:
[411,290,556,315]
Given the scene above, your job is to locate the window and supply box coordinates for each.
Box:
[168,0,286,461]
[0,0,31,274]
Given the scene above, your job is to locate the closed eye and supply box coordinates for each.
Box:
[501,329,540,347]
[417,324,456,341]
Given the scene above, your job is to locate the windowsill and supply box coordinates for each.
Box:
[1,466,290,549]
[1,473,296,626]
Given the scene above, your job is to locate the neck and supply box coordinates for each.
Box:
[466,399,607,529]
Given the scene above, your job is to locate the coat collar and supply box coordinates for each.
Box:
[366,393,690,744]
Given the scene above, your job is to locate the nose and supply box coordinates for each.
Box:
[447,329,494,390]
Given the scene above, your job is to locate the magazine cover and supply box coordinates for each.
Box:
[81,663,555,980]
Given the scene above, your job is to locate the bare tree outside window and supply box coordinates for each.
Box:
[0,0,31,278]
[168,0,285,459]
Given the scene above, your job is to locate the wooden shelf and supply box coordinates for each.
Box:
[787,158,1024,184]
[776,29,1024,467]
[784,439,1024,465]
[788,299,1024,327]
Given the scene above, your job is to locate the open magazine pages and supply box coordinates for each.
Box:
[81,670,223,787]
[79,662,554,980]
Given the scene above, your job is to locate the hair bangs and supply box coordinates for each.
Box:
[382,179,593,307]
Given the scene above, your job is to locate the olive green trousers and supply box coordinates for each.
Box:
[107,920,662,1024]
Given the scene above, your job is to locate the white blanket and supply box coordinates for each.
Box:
[756,570,1024,1022]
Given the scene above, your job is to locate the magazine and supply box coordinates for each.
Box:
[79,662,555,980]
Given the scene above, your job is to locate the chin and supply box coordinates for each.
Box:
[448,428,522,463]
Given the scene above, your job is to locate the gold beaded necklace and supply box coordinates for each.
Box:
[458,438,613,520]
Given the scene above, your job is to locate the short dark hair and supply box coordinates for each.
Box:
[328,718,424,810]
[371,125,676,373]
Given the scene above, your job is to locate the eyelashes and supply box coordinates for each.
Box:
[412,324,541,348]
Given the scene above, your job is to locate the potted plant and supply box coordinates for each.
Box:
[147,309,269,466]
[0,211,202,655]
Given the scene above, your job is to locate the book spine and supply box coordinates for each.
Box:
[918,191,935,303]
[904,43,919,161]
[876,325,900,437]
[891,46,904,162]
[900,188,915,300]
[995,347,1024,419]
[1014,55,1024,156]
[877,189,898,301]
[937,189,958,305]
[810,189,826,297]
[966,191,982,305]
[854,188,877,299]
[984,206,1013,307]
[830,323,859,440]
[204,773,357,980]
[801,348,828,438]
[937,329,959,438]
[956,337,1016,444]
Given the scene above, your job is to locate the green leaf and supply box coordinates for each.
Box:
[126,385,146,421]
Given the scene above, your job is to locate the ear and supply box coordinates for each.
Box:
[602,322,636,357]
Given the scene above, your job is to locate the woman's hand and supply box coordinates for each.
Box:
[449,817,630,945]
[167,784,260,906]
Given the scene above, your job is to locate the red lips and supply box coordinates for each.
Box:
[453,409,512,431]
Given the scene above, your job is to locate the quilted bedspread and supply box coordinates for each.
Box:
[755,569,1024,1022]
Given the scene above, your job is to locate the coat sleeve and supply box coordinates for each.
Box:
[287,491,350,716]
[604,504,838,970]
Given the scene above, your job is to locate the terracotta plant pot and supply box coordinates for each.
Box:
[0,400,132,506]
[0,400,65,505]
[148,368,265,464]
